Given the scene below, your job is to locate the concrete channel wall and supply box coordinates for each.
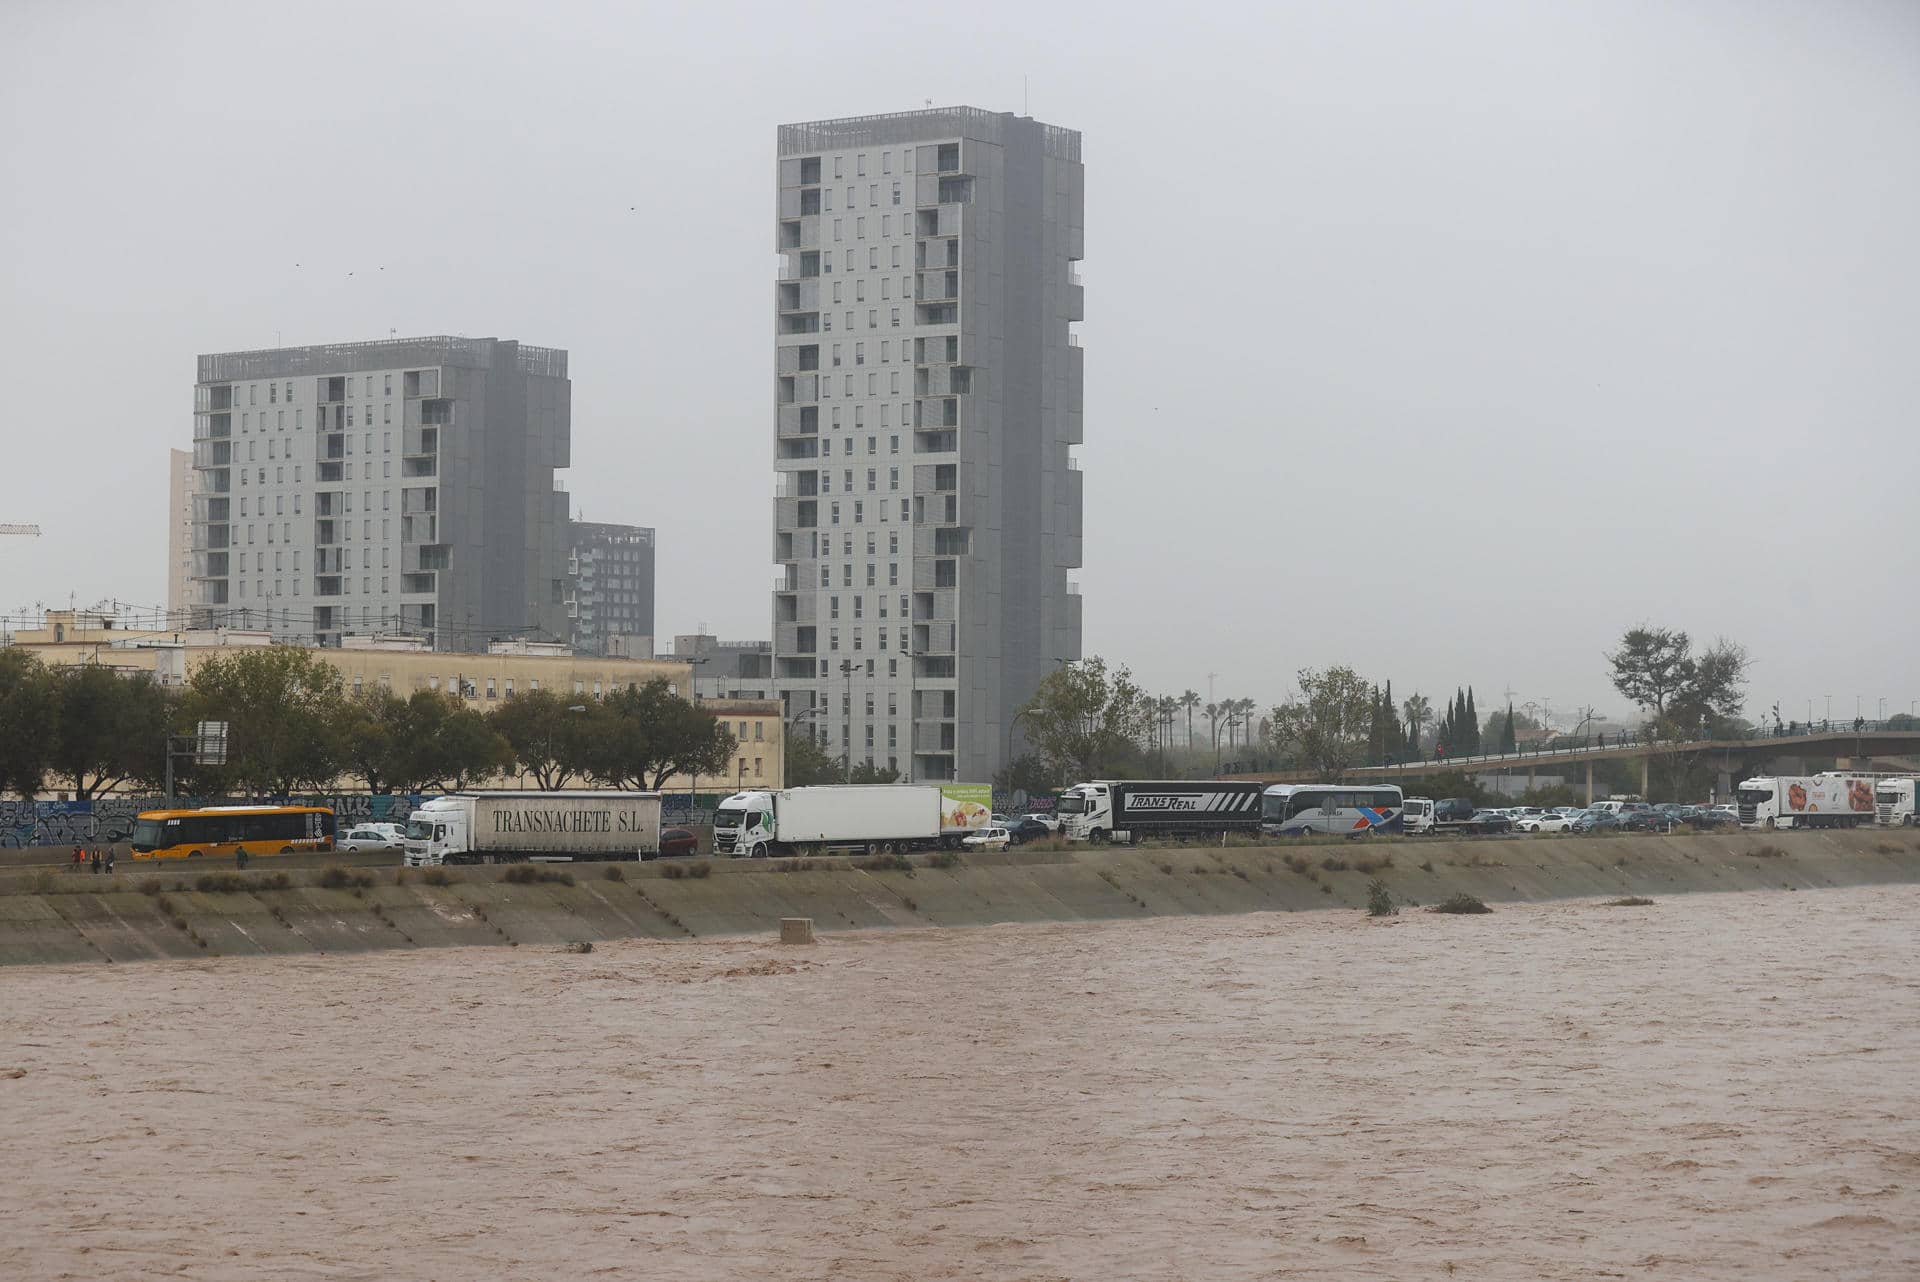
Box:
[2,829,1916,967]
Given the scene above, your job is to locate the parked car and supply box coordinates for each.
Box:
[1686,808,1736,830]
[1572,810,1623,833]
[656,827,699,858]
[1552,806,1582,817]
[1008,817,1053,845]
[1509,806,1546,821]
[1020,813,1060,833]
[1621,810,1675,832]
[1516,813,1573,833]
[964,826,1012,851]
[338,826,404,853]
[1473,811,1514,834]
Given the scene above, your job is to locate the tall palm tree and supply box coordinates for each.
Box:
[1236,698,1258,754]
[1403,692,1431,751]
[1181,690,1201,747]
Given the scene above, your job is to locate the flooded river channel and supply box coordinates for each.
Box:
[3,886,1916,1280]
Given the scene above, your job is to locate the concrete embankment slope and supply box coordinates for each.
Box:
[2,829,1916,966]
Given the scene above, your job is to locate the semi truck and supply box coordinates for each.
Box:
[1735,773,1877,830]
[712,783,992,858]
[1875,778,1917,827]
[403,791,663,865]
[1056,779,1266,844]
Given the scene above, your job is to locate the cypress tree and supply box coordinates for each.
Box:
[1500,700,1517,753]
[1382,679,1397,760]
[1465,687,1480,754]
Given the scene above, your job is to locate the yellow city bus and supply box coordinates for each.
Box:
[128,806,336,860]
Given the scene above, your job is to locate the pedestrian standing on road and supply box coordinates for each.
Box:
[104,848,116,876]
[71,846,84,873]
[89,848,101,875]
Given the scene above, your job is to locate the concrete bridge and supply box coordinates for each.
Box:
[1224,727,1920,803]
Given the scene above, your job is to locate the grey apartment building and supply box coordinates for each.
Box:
[189,336,571,650]
[772,107,1085,782]
[567,521,656,657]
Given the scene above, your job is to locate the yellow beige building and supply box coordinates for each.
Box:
[8,612,782,792]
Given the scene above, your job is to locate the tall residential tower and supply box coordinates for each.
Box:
[772,107,1084,782]
[189,336,571,650]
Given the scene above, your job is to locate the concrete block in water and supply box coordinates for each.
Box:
[780,917,815,945]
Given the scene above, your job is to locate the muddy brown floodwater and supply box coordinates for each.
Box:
[3,886,1917,1280]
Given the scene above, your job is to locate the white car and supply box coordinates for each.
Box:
[963,826,1011,851]
[1021,813,1060,832]
[338,826,405,853]
[1517,814,1574,833]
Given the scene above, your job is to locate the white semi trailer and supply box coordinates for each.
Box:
[1734,774,1876,830]
[404,791,663,865]
[712,784,992,858]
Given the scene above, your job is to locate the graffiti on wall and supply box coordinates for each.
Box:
[0,795,425,848]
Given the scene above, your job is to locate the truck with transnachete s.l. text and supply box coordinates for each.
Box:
[712,784,992,858]
[404,791,663,866]
[1056,780,1265,844]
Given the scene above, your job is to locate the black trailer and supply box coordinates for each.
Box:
[1110,780,1266,842]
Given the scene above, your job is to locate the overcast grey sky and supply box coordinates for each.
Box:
[2,0,1914,727]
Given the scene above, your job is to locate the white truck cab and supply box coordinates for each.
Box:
[1402,797,1435,834]
[404,795,469,866]
[714,791,777,858]
[1876,778,1916,827]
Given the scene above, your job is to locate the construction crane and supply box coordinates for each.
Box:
[0,523,42,536]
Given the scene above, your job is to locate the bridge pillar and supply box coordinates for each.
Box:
[1585,760,1594,805]
[1717,768,1733,803]
[1640,755,1650,799]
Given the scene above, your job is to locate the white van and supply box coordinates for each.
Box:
[1590,799,1651,816]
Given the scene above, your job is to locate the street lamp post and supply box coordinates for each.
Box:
[839,658,856,782]
[1007,705,1033,782]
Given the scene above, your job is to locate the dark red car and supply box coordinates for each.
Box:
[652,827,699,858]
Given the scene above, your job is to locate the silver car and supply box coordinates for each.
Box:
[338,826,404,853]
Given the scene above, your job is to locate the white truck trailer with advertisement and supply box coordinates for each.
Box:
[712,784,992,858]
[1875,778,1917,827]
[1735,773,1877,830]
[404,791,663,865]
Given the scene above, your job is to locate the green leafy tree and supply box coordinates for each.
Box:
[582,679,737,790]
[489,687,592,790]
[847,761,900,784]
[993,751,1060,796]
[1016,657,1153,781]
[1268,666,1377,779]
[186,647,350,796]
[0,650,59,799]
[336,687,413,794]
[783,727,842,785]
[1607,626,1751,726]
[45,666,174,798]
[419,701,515,791]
